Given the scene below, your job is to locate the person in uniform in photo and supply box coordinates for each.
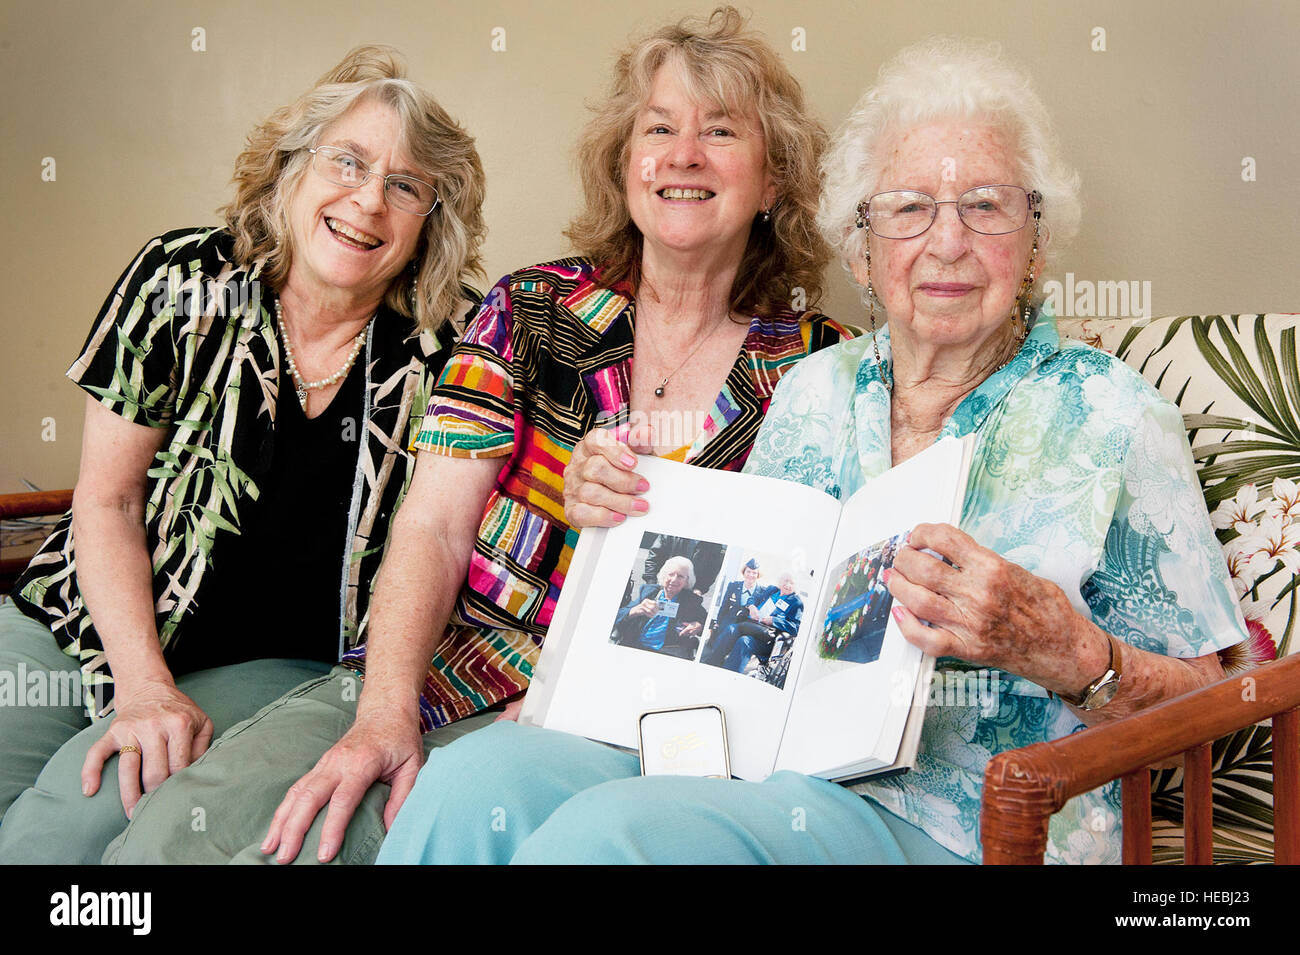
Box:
[724,571,804,675]
[701,557,776,667]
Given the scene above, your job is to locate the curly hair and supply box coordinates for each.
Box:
[565,6,829,317]
[220,45,487,333]
[819,37,1082,297]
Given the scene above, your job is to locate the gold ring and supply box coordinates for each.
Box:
[119,744,141,756]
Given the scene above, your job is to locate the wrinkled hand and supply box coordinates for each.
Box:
[262,708,422,864]
[563,425,654,529]
[82,680,213,818]
[884,523,1100,692]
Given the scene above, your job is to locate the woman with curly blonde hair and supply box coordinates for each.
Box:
[0,45,485,863]
[368,6,850,865]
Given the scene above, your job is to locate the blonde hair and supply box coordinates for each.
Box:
[565,6,829,317]
[819,37,1082,294]
[221,45,487,333]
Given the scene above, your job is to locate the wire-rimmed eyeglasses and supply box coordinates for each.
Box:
[308,146,441,216]
[855,185,1041,239]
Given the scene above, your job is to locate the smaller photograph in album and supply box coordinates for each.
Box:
[608,531,728,662]
[818,532,905,666]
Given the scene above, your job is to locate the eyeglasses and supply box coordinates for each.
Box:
[855,185,1041,240]
[308,146,441,216]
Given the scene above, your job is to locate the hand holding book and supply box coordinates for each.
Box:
[886,521,1115,703]
[563,424,654,529]
[526,435,976,782]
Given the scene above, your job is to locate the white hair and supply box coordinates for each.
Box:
[818,37,1082,294]
[657,556,697,590]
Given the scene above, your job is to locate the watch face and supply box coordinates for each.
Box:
[1084,674,1121,710]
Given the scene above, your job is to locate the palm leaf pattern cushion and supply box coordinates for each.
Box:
[1060,313,1299,863]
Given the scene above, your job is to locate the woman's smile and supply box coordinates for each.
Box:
[917,282,977,297]
[323,216,385,251]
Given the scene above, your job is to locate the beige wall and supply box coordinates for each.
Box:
[2,0,1297,492]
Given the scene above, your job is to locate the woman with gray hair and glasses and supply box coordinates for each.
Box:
[379,38,1246,866]
[611,556,707,659]
[0,45,486,863]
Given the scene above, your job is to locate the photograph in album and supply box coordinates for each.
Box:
[818,532,905,667]
[608,532,814,691]
[609,531,725,661]
[698,545,813,690]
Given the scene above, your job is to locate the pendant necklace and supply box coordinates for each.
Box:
[641,311,736,398]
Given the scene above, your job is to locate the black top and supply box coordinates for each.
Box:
[167,337,365,675]
[11,227,474,719]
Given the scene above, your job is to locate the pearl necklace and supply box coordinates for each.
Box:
[274,299,369,411]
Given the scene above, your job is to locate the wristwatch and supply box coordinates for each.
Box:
[1057,633,1123,710]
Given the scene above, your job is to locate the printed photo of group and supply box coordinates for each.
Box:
[818,533,905,666]
[608,532,812,690]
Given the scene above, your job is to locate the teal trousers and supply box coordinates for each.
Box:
[378,720,972,865]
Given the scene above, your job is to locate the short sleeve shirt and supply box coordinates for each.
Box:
[341,257,852,730]
[743,307,1248,863]
[14,228,462,717]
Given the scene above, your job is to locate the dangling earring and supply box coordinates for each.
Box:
[407,260,420,312]
[761,200,773,223]
[864,248,890,387]
[855,200,890,387]
[1011,198,1042,348]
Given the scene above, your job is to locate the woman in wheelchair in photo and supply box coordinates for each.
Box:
[611,556,707,659]
[726,571,803,679]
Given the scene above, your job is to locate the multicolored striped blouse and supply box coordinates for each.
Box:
[339,257,852,730]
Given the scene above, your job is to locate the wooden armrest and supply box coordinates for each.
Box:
[0,489,74,521]
[981,653,1300,864]
[0,489,74,592]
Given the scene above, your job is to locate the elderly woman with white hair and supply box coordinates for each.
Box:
[378,39,1247,866]
[611,556,707,658]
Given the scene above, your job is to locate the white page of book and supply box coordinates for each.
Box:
[776,437,969,776]
[539,457,841,780]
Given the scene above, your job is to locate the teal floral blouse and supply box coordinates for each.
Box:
[744,307,1248,863]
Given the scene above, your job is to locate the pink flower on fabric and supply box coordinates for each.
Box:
[1217,616,1278,673]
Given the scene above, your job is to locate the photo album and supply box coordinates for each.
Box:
[521,435,975,783]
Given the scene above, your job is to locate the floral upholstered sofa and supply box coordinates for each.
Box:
[1057,313,1299,863]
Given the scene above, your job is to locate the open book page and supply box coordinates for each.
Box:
[776,436,973,778]
[527,457,841,780]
